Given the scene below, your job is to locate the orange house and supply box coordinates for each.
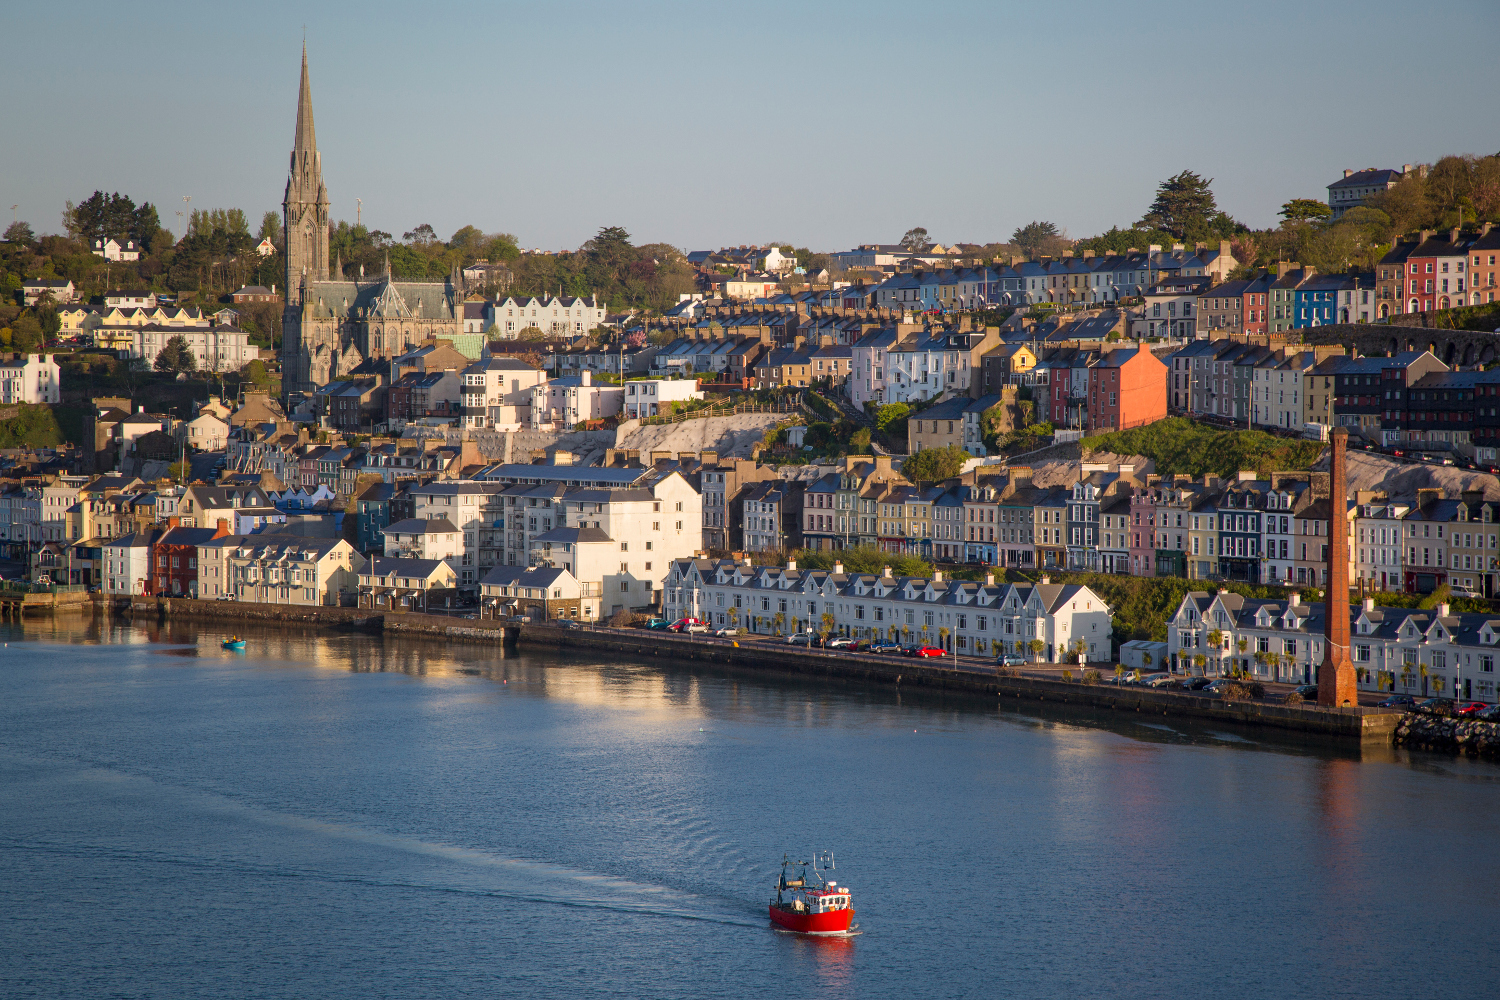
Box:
[1087,344,1167,432]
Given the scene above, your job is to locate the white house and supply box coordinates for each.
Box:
[102,531,158,595]
[0,353,61,404]
[178,412,228,452]
[622,378,704,419]
[92,237,141,262]
[21,279,75,306]
[460,357,545,430]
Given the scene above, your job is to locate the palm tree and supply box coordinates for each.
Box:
[1206,629,1224,677]
[820,612,836,640]
[1028,638,1045,662]
[1192,653,1206,675]
[773,611,785,636]
[938,626,950,653]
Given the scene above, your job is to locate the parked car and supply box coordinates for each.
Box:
[1415,697,1454,714]
[1449,586,1484,600]
[905,645,944,658]
[1142,673,1175,688]
[1475,704,1500,722]
[786,632,817,646]
[826,636,856,649]
[1293,684,1319,699]
[668,618,708,633]
[712,626,739,638]
[643,617,670,630]
[865,641,902,653]
[555,619,583,630]
[1454,701,1490,717]
[995,654,1027,668]
[1177,677,1212,691]
[1375,694,1416,709]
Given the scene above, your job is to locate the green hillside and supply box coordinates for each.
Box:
[1084,418,1324,478]
[0,404,66,448]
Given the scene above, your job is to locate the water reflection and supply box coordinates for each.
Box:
[0,615,1478,770]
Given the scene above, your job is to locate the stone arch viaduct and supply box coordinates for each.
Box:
[1301,323,1500,367]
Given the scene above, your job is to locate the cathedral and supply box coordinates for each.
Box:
[280,45,463,400]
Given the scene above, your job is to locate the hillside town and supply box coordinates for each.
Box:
[1,49,1499,687]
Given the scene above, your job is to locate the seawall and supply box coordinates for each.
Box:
[511,625,1401,742]
[117,600,1402,742]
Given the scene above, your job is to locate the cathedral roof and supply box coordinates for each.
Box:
[303,279,458,321]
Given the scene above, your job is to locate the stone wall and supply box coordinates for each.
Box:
[1300,324,1500,368]
[514,625,1401,741]
[1394,713,1500,757]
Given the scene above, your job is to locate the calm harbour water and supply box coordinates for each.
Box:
[1,618,1496,1000]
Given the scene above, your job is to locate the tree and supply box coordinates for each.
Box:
[1139,170,1222,239]
[849,428,871,454]
[154,335,197,373]
[1027,638,1045,661]
[1011,220,1060,259]
[242,359,269,388]
[1279,199,1333,224]
[402,223,438,245]
[874,402,909,434]
[10,314,42,352]
[900,227,929,251]
[772,611,785,635]
[4,220,35,245]
[902,445,970,483]
[258,211,283,246]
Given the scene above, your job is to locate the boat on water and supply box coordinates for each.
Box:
[222,637,246,650]
[769,852,856,935]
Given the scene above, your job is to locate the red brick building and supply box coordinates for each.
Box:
[1087,344,1167,432]
[149,521,230,596]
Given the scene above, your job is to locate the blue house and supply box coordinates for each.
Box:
[1293,274,1346,328]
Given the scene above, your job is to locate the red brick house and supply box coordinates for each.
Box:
[149,520,230,597]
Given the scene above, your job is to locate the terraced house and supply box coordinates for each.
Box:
[663,558,1112,661]
[1168,589,1500,702]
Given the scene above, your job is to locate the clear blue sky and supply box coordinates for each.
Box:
[6,0,1498,253]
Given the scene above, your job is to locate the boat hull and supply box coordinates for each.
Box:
[222,642,246,650]
[769,904,854,935]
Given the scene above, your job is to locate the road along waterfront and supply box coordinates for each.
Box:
[2,616,1497,1000]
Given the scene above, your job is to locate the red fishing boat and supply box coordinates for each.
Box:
[769,852,856,935]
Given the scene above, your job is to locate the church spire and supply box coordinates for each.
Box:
[284,42,329,301]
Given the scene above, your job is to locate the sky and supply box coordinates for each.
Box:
[6,0,1499,254]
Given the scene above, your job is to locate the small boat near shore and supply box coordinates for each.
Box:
[222,637,246,650]
[769,852,857,936]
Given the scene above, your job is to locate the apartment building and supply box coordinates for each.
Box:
[664,559,1113,662]
[227,537,365,606]
[460,357,545,430]
[530,372,623,429]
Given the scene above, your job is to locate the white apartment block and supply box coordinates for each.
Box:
[460,357,545,430]
[0,353,61,404]
[411,465,702,607]
[530,372,623,429]
[664,559,1113,661]
[490,295,605,338]
[132,325,256,372]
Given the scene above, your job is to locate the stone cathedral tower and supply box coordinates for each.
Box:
[277,43,462,403]
[283,42,329,310]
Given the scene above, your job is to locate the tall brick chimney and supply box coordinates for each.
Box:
[1318,426,1357,707]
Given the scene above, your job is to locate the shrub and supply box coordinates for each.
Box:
[609,608,637,627]
[1061,669,1074,683]
[1082,669,1101,685]
[1219,681,1255,700]
[1283,691,1304,706]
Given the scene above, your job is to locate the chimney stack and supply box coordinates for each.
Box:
[882,564,893,578]
[1439,602,1451,618]
[1317,427,1357,707]
[1041,575,1050,585]
[833,561,844,575]
[1343,169,1354,178]
[985,571,995,586]
[786,559,797,571]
